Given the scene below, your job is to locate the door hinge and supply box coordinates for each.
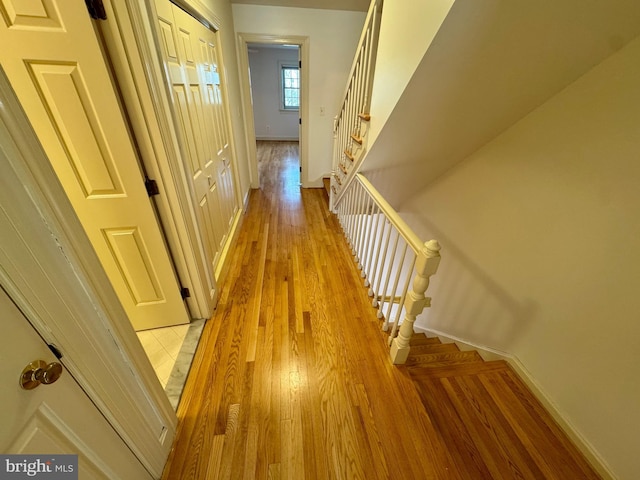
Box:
[180,287,191,299]
[299,166,302,173]
[145,178,160,197]
[299,60,301,68]
[299,118,302,125]
[47,344,63,360]
[85,0,107,20]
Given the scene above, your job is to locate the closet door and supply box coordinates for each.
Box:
[156,0,224,287]
[204,32,238,230]
[155,0,238,280]
[0,0,190,331]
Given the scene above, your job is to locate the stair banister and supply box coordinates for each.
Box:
[389,240,441,364]
[334,173,441,364]
[330,0,383,211]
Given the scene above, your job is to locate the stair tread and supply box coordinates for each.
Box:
[350,133,363,145]
[322,177,330,199]
[358,113,371,121]
[406,350,483,367]
[409,334,441,346]
[408,343,459,355]
[409,359,509,379]
[344,149,354,161]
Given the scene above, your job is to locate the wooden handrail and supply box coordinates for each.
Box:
[354,174,422,254]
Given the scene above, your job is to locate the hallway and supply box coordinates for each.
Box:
[162,141,455,479]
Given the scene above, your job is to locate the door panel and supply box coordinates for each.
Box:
[155,0,238,283]
[0,287,152,479]
[0,0,188,330]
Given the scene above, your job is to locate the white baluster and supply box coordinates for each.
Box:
[378,229,400,320]
[388,254,417,346]
[364,204,382,287]
[371,219,391,302]
[390,240,441,364]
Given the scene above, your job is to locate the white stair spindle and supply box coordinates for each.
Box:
[388,254,417,346]
[378,229,400,321]
[383,242,408,331]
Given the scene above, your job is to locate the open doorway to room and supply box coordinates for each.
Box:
[238,34,310,189]
[247,43,301,187]
[248,44,300,143]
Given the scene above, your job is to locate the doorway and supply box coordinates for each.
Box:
[238,34,310,189]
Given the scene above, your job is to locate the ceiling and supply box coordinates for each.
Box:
[231,0,369,12]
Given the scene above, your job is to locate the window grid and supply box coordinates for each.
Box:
[282,65,300,110]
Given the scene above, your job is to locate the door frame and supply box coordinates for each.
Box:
[0,68,174,478]
[237,33,310,188]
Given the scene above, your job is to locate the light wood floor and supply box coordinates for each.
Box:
[162,141,599,479]
[162,141,455,479]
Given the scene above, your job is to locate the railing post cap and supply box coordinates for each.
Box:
[423,239,441,256]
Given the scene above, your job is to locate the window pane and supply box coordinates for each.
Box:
[282,66,300,109]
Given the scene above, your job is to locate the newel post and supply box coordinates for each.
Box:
[390,240,441,364]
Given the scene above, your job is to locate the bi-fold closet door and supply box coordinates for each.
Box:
[0,0,190,332]
[155,0,238,288]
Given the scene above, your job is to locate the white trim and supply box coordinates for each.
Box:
[414,325,615,480]
[0,68,174,478]
[171,0,222,31]
[237,33,310,188]
[256,136,300,142]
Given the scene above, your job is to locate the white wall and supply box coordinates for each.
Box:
[248,46,299,140]
[400,36,640,479]
[233,4,366,184]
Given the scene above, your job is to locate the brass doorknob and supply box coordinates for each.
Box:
[20,360,63,390]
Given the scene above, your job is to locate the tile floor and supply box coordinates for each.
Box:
[136,324,190,388]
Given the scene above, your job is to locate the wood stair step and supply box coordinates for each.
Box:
[409,334,441,346]
[323,177,330,198]
[358,113,371,121]
[408,343,459,355]
[406,350,483,368]
[344,150,354,162]
[350,133,363,145]
[409,359,508,379]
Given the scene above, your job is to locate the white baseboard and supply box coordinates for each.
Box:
[242,188,251,212]
[255,136,299,141]
[413,325,616,480]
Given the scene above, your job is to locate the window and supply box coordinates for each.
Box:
[281,64,300,111]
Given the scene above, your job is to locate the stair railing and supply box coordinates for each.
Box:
[335,174,441,364]
[330,0,383,211]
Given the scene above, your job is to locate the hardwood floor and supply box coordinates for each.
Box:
[162,141,599,479]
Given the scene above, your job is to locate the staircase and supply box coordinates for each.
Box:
[330,0,382,210]
[404,333,602,479]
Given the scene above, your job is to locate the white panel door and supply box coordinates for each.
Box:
[0,0,189,331]
[200,27,238,231]
[155,0,238,280]
[0,286,152,479]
